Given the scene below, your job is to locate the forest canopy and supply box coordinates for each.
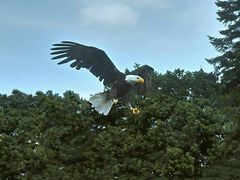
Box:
[1,67,239,179]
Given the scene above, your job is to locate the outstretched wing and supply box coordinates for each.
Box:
[51,41,125,87]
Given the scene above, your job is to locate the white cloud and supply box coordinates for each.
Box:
[78,3,138,27]
[122,0,172,9]
[78,0,172,10]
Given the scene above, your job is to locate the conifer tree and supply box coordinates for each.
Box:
[208,0,240,89]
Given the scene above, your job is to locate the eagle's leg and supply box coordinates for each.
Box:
[123,95,140,114]
[125,102,140,114]
[109,88,119,104]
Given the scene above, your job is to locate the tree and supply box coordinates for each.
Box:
[154,69,219,100]
[208,0,240,90]
[0,90,224,179]
[205,1,240,178]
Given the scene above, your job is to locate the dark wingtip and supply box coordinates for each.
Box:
[52,43,61,46]
[50,47,69,51]
[51,53,68,60]
[50,50,68,55]
[52,43,73,47]
[51,56,59,60]
[61,41,78,45]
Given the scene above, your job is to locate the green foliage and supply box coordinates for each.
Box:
[0,88,224,179]
[202,154,240,179]
[154,69,219,100]
[206,2,240,178]
[208,0,240,89]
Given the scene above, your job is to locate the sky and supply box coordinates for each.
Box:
[0,0,222,99]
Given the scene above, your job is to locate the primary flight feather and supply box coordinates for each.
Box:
[51,41,144,115]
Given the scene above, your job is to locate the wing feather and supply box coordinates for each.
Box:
[50,50,68,55]
[57,57,73,65]
[51,53,69,60]
[51,41,125,87]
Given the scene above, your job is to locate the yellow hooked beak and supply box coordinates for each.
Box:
[137,77,144,84]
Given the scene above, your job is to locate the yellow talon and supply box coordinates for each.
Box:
[131,107,140,114]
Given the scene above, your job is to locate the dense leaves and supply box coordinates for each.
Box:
[0,68,238,179]
[0,85,225,179]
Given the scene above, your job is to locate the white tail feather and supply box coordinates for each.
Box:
[89,92,114,115]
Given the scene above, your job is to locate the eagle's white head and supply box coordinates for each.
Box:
[125,75,144,85]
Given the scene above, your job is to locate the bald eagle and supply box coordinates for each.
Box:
[51,41,145,115]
